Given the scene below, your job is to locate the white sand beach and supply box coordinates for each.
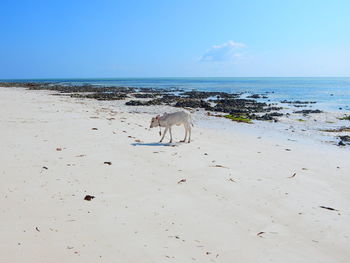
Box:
[1,87,350,263]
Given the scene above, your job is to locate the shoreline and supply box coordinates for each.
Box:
[1,82,349,147]
[1,87,350,262]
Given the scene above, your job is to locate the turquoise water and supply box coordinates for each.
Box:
[3,77,350,111]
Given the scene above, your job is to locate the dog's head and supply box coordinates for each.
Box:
[150,115,160,128]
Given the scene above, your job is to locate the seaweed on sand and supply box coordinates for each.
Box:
[337,115,350,121]
[224,114,252,124]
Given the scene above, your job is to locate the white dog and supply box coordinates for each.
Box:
[150,111,193,143]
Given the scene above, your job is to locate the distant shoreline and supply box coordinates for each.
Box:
[2,77,350,111]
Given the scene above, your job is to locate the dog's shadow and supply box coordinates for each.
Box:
[131,142,179,147]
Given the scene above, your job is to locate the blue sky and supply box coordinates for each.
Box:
[1,0,349,78]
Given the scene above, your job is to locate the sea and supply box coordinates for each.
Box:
[3,77,350,112]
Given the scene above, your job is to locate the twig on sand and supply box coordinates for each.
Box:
[211,165,229,169]
[257,232,265,237]
[177,179,186,184]
[321,127,350,132]
[288,173,296,178]
[320,206,339,211]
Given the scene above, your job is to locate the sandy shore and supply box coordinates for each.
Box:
[1,87,350,263]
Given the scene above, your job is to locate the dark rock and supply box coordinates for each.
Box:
[125,100,147,106]
[267,112,284,117]
[258,114,275,121]
[247,94,261,99]
[339,135,350,142]
[268,106,283,111]
[146,96,177,106]
[174,99,211,109]
[247,94,268,99]
[126,95,179,106]
[181,91,240,99]
[294,109,323,114]
[250,113,281,121]
[338,141,346,146]
[210,98,277,115]
[84,195,95,201]
[78,92,128,100]
[132,93,157,98]
[281,100,316,104]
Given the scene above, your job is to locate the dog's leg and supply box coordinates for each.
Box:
[187,125,191,143]
[160,127,168,143]
[181,123,187,142]
[169,127,173,143]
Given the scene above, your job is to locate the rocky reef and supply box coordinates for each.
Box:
[0,82,295,123]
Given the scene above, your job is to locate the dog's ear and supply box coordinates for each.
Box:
[156,115,160,119]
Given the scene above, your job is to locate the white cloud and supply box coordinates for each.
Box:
[200,40,245,62]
